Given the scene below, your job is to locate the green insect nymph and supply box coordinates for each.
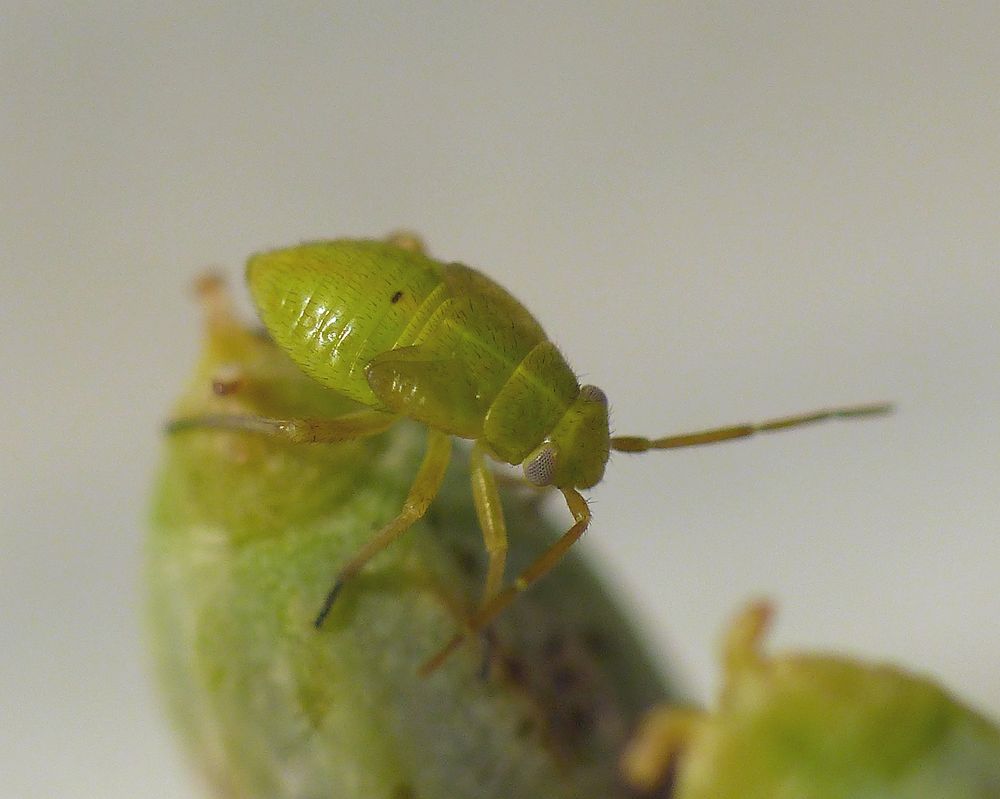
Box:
[248,239,612,492]
[170,233,890,671]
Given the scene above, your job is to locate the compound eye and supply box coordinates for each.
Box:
[580,385,608,405]
[523,442,558,486]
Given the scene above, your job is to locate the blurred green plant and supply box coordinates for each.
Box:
[623,601,1000,798]
[149,266,1000,799]
[147,275,678,799]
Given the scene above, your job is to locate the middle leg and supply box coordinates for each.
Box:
[470,441,508,608]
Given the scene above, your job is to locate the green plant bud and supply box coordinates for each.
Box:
[147,276,679,799]
[623,601,1000,798]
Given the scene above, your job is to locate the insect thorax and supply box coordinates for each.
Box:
[484,347,610,490]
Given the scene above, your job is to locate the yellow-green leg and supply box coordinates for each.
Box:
[420,487,591,675]
[610,402,892,452]
[470,442,508,607]
[315,428,453,627]
[167,408,399,442]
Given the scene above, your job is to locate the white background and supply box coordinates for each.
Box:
[3,4,998,797]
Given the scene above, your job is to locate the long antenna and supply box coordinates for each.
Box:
[611,402,893,452]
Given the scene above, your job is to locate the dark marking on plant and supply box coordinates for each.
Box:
[568,704,594,736]
[541,632,565,659]
[502,654,528,686]
[582,627,610,656]
[447,541,479,577]
[551,664,579,691]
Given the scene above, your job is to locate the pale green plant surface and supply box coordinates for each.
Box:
[147,279,677,799]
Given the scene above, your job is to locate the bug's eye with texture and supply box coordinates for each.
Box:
[579,385,608,405]
[523,443,558,486]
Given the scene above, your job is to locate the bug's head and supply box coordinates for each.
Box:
[522,385,610,490]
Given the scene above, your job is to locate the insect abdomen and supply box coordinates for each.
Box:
[248,240,445,406]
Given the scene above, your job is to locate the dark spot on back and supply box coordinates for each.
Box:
[391,290,404,304]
